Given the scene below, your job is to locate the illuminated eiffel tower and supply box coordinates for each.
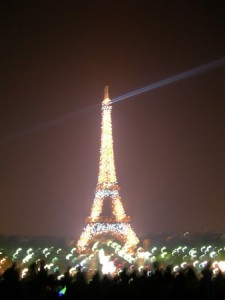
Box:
[77,87,139,254]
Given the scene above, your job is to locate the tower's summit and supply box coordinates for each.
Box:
[104,85,109,100]
[102,85,110,105]
[77,87,139,253]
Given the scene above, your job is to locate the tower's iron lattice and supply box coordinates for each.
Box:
[77,87,139,253]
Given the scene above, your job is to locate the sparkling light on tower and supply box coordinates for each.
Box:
[77,87,139,253]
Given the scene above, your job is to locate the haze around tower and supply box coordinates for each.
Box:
[1,1,225,238]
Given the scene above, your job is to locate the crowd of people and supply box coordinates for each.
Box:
[0,259,225,300]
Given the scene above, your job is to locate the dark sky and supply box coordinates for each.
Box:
[1,1,225,239]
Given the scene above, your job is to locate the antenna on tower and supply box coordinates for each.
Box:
[104,85,109,99]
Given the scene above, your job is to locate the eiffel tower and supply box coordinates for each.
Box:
[77,87,139,254]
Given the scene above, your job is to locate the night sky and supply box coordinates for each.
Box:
[1,1,225,239]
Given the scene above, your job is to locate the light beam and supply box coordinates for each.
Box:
[112,57,225,104]
[1,57,224,145]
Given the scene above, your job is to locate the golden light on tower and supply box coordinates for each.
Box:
[77,86,139,253]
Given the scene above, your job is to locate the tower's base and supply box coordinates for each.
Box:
[77,222,139,254]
